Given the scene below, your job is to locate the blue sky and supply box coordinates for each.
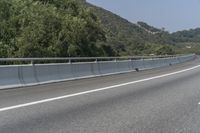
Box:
[87,0,200,32]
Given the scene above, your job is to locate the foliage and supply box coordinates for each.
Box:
[0,0,199,58]
[87,3,177,56]
[170,28,200,43]
[137,21,161,33]
[0,0,106,57]
[87,3,200,55]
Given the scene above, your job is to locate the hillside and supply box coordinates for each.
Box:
[171,28,200,43]
[0,0,199,58]
[0,0,108,57]
[86,2,200,55]
[86,3,174,55]
[136,21,162,34]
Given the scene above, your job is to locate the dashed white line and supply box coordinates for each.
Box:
[0,64,200,112]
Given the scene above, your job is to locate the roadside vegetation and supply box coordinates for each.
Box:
[0,0,199,58]
[0,0,108,57]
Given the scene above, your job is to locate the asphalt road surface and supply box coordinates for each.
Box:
[1,58,200,133]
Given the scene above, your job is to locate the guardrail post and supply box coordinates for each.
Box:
[31,60,34,65]
[68,59,72,64]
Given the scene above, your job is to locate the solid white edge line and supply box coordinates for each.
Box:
[1,64,200,112]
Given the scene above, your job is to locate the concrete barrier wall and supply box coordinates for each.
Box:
[0,66,22,88]
[57,64,73,80]
[0,54,196,89]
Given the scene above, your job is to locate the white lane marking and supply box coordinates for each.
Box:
[1,64,200,112]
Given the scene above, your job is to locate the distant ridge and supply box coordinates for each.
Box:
[85,1,200,55]
[86,2,171,55]
[136,22,162,35]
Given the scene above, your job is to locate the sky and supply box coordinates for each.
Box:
[87,0,200,32]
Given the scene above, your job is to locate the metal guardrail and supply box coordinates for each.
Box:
[0,55,178,64]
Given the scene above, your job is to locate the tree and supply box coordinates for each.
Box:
[155,45,175,55]
[0,0,106,57]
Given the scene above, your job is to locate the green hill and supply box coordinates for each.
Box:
[86,3,174,55]
[86,2,200,55]
[137,21,162,33]
[169,28,200,54]
[171,28,200,43]
[0,0,199,58]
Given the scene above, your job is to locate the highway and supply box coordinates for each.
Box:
[0,58,200,133]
